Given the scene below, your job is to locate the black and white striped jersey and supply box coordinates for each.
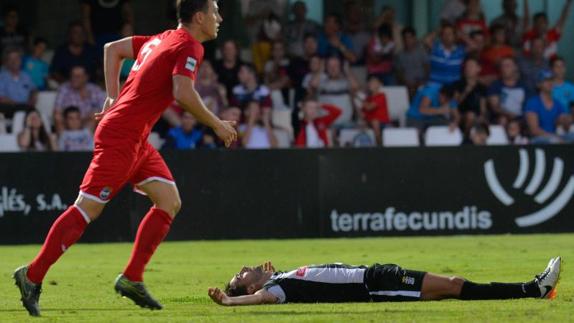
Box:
[262,263,371,303]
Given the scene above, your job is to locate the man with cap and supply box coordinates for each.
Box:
[525,69,574,144]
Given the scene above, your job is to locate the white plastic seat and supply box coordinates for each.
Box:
[0,134,20,152]
[11,111,26,135]
[425,126,463,146]
[381,86,409,127]
[272,109,293,137]
[339,129,376,147]
[383,127,420,147]
[148,132,165,150]
[36,91,58,129]
[486,125,509,145]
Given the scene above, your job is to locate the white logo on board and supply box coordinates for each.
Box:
[484,148,574,227]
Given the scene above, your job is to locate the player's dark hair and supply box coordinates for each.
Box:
[33,37,48,47]
[550,56,565,68]
[533,12,548,22]
[63,106,81,118]
[2,4,18,16]
[440,22,455,33]
[325,13,342,27]
[224,283,248,297]
[490,24,505,35]
[303,33,317,42]
[401,26,416,38]
[177,0,212,24]
[377,24,393,39]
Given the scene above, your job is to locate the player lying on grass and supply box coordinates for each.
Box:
[208,257,561,305]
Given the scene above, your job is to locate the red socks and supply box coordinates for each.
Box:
[27,206,89,284]
[123,207,173,282]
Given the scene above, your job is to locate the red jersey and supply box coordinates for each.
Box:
[98,29,204,143]
[523,28,561,59]
[362,93,390,123]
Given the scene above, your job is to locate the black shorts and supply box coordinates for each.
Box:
[364,263,427,302]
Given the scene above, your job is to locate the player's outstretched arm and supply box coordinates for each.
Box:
[208,288,277,306]
[173,75,237,147]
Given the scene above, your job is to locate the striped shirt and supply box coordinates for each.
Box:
[429,41,465,85]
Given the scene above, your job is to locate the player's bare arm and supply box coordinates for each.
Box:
[96,37,136,121]
[208,288,277,306]
[173,75,237,147]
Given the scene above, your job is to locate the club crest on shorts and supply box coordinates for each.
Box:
[185,57,197,72]
[99,187,112,200]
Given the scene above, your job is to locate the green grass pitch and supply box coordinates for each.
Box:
[1,234,572,322]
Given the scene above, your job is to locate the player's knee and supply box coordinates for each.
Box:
[74,197,105,221]
[448,276,465,294]
[172,195,182,215]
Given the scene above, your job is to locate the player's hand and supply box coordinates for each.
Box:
[208,287,231,306]
[95,97,115,121]
[263,261,275,273]
[214,120,237,148]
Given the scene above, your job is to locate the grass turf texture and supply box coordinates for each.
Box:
[0,234,572,322]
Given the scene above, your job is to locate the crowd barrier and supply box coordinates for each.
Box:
[1,146,573,244]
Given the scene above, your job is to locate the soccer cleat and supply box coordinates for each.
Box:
[535,257,561,299]
[114,274,163,310]
[13,266,42,316]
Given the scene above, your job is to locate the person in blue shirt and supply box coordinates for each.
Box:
[551,56,574,112]
[0,47,36,106]
[525,70,574,144]
[424,23,466,85]
[487,57,529,125]
[164,112,206,150]
[317,14,357,64]
[23,38,49,90]
[406,82,460,133]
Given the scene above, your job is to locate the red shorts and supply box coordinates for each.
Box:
[79,140,174,203]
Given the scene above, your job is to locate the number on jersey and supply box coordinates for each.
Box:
[132,38,162,72]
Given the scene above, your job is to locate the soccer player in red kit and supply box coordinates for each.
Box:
[13,0,235,316]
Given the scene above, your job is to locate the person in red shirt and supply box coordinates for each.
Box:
[456,0,488,43]
[523,0,573,59]
[361,75,389,146]
[480,24,515,85]
[13,0,237,316]
[295,97,341,148]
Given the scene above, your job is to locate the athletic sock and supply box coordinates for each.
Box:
[123,207,173,282]
[27,206,90,284]
[460,280,541,300]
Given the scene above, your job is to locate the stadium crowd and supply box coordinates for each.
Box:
[1,0,574,151]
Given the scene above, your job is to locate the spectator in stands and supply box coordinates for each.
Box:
[53,65,106,134]
[455,0,488,41]
[506,119,528,145]
[196,60,227,116]
[317,14,357,64]
[264,41,291,103]
[523,0,573,60]
[251,9,284,75]
[239,101,277,149]
[231,64,272,110]
[487,57,529,126]
[395,27,429,98]
[283,1,319,57]
[17,109,56,152]
[0,48,36,106]
[214,40,243,102]
[23,38,50,91]
[373,6,403,52]
[0,5,28,53]
[491,0,530,49]
[81,0,133,48]
[440,0,466,24]
[366,24,395,85]
[425,23,465,85]
[50,21,98,83]
[164,112,205,150]
[525,70,574,144]
[295,97,341,148]
[518,37,550,94]
[307,56,358,127]
[551,57,574,113]
[466,121,490,146]
[343,1,371,62]
[466,30,486,59]
[406,83,459,134]
[452,57,488,135]
[288,34,318,105]
[480,25,515,85]
[360,75,389,146]
[58,106,93,151]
